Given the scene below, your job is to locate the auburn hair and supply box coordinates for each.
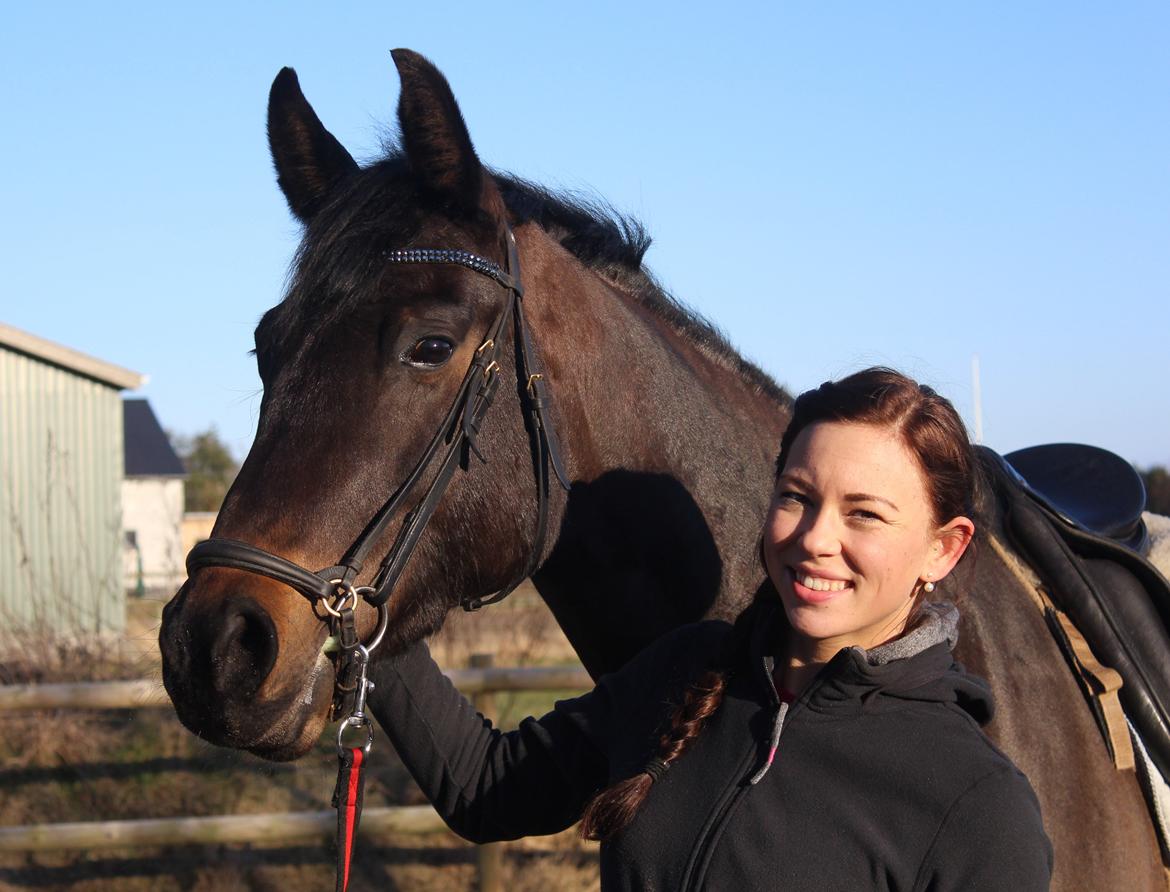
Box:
[777,367,976,530]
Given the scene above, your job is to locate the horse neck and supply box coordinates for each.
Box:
[520,229,790,674]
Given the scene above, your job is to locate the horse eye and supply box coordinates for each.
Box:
[407,337,455,367]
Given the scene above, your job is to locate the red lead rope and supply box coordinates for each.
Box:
[333,746,367,892]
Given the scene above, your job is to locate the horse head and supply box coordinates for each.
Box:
[160,50,569,759]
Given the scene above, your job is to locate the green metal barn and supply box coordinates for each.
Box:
[0,323,144,635]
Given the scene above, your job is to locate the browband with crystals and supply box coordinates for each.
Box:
[384,248,517,293]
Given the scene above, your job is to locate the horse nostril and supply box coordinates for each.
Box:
[210,598,279,696]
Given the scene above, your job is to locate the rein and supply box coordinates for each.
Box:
[183,222,569,890]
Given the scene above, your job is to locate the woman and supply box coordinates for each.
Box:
[368,367,1053,890]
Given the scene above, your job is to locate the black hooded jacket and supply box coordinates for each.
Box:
[368,604,1052,890]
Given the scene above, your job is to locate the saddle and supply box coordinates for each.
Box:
[1004,443,1150,555]
[979,444,1170,781]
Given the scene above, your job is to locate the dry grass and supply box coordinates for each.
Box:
[0,584,599,892]
[429,582,579,666]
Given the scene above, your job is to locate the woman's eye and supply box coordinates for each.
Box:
[849,510,883,523]
[406,337,455,367]
[775,490,807,506]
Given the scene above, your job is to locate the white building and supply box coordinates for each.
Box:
[121,399,186,593]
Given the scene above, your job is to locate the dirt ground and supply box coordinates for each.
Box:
[0,585,601,892]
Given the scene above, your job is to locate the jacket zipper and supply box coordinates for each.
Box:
[679,656,798,891]
[678,743,757,892]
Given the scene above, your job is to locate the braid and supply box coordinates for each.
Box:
[659,670,726,760]
[578,669,728,841]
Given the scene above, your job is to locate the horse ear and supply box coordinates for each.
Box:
[391,49,488,212]
[267,67,359,222]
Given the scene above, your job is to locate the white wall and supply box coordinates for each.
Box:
[121,477,185,591]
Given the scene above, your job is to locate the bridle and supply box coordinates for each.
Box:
[185,221,569,712]
[182,222,570,890]
[186,222,569,628]
[180,218,568,884]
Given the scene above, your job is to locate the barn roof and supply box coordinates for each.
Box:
[0,322,144,390]
[123,399,186,478]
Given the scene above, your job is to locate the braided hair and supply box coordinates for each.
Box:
[578,596,770,841]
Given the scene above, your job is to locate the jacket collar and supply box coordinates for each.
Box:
[750,601,994,723]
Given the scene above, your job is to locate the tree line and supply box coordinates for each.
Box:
[1143,467,1170,516]
[171,429,239,513]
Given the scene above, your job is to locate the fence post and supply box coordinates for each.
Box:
[471,653,503,892]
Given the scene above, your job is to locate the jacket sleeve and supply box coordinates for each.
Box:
[914,767,1053,891]
[365,640,613,843]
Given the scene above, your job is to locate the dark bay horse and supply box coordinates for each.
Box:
[159,49,1163,889]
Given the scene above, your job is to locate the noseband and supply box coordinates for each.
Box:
[186,223,570,641]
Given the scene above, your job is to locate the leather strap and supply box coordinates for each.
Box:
[332,746,366,892]
[1046,602,1135,771]
[186,538,337,602]
[989,534,1135,771]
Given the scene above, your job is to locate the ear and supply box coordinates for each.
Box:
[267,67,359,222]
[391,48,489,213]
[923,516,976,584]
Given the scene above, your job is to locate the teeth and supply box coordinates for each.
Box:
[799,574,849,592]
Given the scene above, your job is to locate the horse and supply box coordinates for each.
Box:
[158,49,1164,889]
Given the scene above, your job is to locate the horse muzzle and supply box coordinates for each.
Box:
[159,576,334,760]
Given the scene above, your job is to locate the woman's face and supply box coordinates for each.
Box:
[762,420,973,659]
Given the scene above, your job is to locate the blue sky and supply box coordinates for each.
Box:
[3,3,1168,466]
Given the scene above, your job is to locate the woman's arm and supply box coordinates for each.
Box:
[366,640,611,843]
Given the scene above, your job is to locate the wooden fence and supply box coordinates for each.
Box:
[0,656,593,890]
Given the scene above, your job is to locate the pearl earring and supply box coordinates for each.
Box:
[922,580,935,593]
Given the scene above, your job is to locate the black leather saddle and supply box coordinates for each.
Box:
[980,444,1170,780]
[1004,443,1150,555]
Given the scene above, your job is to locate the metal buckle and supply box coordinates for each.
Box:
[476,339,495,356]
[336,644,375,755]
[526,373,543,395]
[322,580,359,618]
[483,360,500,380]
[321,593,388,657]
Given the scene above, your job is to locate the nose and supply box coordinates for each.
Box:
[161,588,279,702]
[160,576,330,755]
[798,506,842,557]
[209,597,280,696]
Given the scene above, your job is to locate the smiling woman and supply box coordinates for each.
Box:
[368,367,1053,891]
[763,368,977,690]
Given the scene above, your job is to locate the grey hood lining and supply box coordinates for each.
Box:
[861,602,960,666]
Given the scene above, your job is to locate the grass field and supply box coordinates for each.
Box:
[0,585,601,892]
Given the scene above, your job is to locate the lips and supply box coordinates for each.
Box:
[787,567,853,605]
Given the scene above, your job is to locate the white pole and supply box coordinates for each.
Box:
[972,354,984,445]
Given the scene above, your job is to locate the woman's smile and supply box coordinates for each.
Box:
[788,566,853,602]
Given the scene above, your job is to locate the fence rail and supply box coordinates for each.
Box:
[0,806,446,853]
[0,658,594,891]
[0,664,593,712]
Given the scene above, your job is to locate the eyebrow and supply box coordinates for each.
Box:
[778,474,900,512]
[844,492,900,512]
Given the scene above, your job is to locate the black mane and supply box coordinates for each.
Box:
[276,157,788,405]
[494,172,788,405]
